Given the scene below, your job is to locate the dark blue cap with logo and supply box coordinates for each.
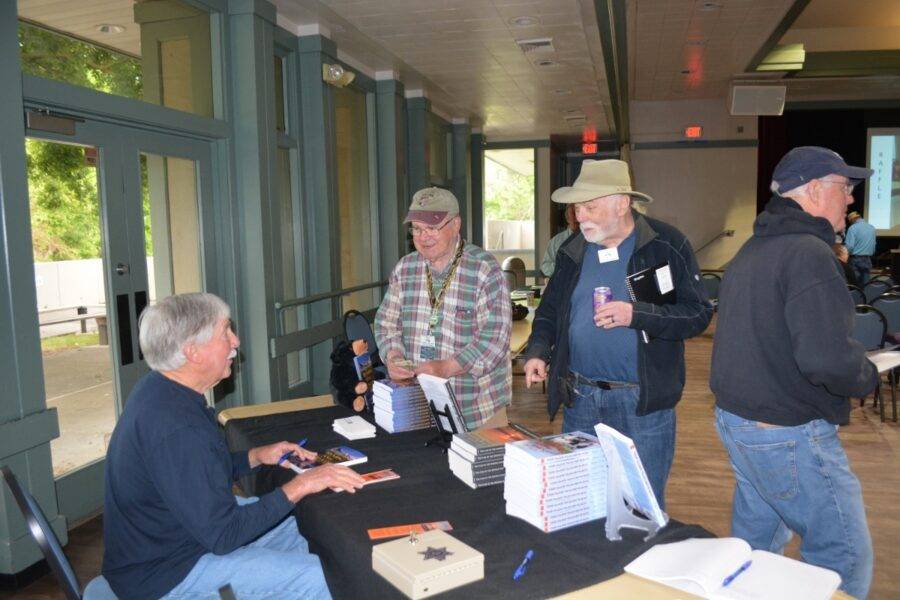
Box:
[773,146,873,193]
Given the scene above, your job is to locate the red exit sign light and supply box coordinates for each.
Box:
[684,125,703,139]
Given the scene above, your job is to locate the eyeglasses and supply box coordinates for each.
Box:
[819,179,856,195]
[409,219,453,237]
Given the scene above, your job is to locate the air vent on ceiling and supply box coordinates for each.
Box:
[516,37,555,53]
[563,114,586,123]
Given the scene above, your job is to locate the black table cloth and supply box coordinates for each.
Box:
[225,406,712,599]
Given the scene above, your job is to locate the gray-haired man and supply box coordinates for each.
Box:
[711,146,878,599]
[102,293,363,600]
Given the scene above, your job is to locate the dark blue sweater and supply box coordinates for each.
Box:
[102,371,294,599]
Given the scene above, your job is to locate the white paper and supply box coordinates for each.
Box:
[655,264,674,295]
[597,247,619,263]
[868,351,900,374]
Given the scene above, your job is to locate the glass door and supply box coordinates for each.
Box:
[25,115,215,521]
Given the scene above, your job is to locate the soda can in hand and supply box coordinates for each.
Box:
[593,287,612,327]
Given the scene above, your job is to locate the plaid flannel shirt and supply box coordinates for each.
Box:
[374,243,512,429]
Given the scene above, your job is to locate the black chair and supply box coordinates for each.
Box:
[848,284,865,306]
[701,273,721,307]
[852,305,890,420]
[0,466,116,599]
[872,293,900,338]
[343,309,378,355]
[864,279,892,303]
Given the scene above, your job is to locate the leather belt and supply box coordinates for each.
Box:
[567,371,638,390]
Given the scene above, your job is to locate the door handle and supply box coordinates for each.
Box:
[116,262,130,276]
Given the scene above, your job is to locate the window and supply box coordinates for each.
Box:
[334,85,379,313]
[483,148,536,270]
[18,0,214,117]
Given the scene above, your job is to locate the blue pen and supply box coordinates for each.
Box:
[721,560,752,587]
[513,549,534,581]
[278,439,308,465]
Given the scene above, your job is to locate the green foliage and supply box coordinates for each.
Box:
[27,140,102,261]
[41,332,100,354]
[21,23,154,262]
[484,158,535,221]
[18,22,142,99]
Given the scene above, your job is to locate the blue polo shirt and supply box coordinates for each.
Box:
[569,231,639,382]
[102,371,294,600]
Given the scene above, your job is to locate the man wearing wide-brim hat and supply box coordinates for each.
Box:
[522,159,712,508]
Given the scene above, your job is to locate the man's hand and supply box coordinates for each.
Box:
[415,358,464,379]
[523,358,548,388]
[594,301,633,329]
[281,464,366,503]
[248,441,317,469]
[386,351,416,381]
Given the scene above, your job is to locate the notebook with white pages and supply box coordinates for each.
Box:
[624,537,841,600]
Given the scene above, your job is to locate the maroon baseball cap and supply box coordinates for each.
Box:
[404,187,459,226]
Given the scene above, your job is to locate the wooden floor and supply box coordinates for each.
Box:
[4,318,899,599]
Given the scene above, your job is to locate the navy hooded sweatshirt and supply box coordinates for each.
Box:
[710,195,878,426]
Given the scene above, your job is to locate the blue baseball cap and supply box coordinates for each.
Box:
[773,146,873,193]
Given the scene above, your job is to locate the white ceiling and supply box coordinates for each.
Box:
[17,0,900,142]
[275,0,614,140]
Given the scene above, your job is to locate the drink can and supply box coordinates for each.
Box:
[593,286,612,311]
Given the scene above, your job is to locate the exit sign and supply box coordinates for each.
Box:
[684,125,703,139]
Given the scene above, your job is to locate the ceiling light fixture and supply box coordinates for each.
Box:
[552,89,572,96]
[698,2,722,11]
[322,63,355,88]
[96,24,125,34]
[680,69,693,75]
[509,16,539,28]
[536,59,558,68]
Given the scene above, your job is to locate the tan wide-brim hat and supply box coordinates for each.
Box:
[551,159,653,204]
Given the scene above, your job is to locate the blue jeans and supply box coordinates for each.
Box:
[161,496,331,599]
[848,255,872,287]
[562,383,675,509]
[715,408,872,599]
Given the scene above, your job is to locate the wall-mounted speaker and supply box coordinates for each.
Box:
[728,85,786,116]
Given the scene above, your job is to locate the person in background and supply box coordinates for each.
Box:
[832,243,860,288]
[522,159,712,508]
[711,146,877,599]
[540,203,579,277]
[102,293,364,600]
[844,210,876,286]
[375,187,512,431]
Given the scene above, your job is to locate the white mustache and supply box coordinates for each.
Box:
[228,349,237,360]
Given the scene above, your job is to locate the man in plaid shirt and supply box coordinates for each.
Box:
[375,187,512,430]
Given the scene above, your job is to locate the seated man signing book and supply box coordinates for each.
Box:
[102,293,364,600]
[522,160,712,509]
[375,187,512,431]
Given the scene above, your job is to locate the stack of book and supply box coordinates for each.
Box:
[503,432,607,532]
[448,425,535,489]
[372,379,433,433]
[332,416,376,440]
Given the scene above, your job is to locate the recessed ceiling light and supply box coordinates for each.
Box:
[509,16,539,28]
[698,2,722,11]
[536,59,558,67]
[552,88,572,96]
[96,24,125,34]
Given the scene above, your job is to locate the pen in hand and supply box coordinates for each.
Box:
[513,549,534,581]
[278,438,308,465]
[721,560,752,587]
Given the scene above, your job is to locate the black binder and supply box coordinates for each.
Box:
[625,262,676,342]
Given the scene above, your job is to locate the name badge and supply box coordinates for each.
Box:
[420,334,437,361]
[655,265,674,294]
[597,247,619,263]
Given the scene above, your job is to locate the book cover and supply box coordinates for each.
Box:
[416,373,468,434]
[286,445,367,473]
[452,424,536,456]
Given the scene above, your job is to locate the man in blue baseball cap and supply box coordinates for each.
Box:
[710,146,878,599]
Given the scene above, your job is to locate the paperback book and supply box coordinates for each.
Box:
[285,445,367,474]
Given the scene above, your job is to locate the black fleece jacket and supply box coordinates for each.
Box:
[526,211,713,420]
[711,195,878,426]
